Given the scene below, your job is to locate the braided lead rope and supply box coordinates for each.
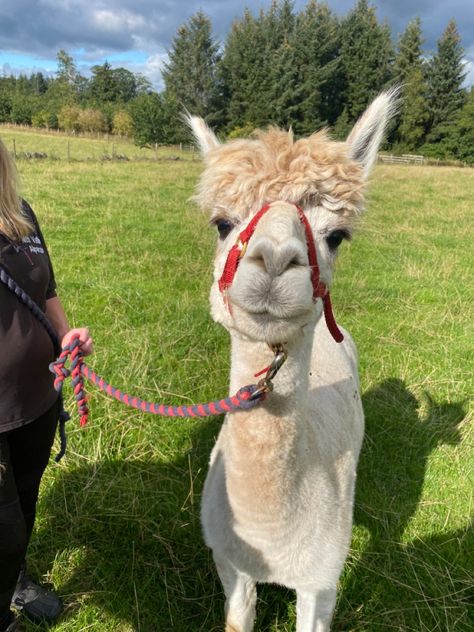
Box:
[49,336,263,421]
[0,266,60,348]
[0,265,71,461]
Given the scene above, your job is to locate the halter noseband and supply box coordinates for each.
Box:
[218,203,344,343]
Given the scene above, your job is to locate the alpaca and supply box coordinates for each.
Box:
[187,91,397,632]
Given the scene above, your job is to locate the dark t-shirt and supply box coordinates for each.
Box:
[0,200,59,431]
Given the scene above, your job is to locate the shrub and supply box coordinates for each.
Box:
[31,110,57,129]
[57,105,81,132]
[112,110,134,137]
[78,108,108,134]
[227,123,255,139]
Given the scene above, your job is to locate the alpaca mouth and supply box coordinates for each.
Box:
[243,304,312,322]
[229,283,313,322]
[228,265,314,321]
[229,302,315,344]
[230,287,314,322]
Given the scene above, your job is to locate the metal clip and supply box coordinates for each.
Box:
[249,345,288,401]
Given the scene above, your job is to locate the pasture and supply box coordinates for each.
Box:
[9,130,473,631]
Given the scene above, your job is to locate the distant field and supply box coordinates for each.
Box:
[0,124,196,162]
[9,132,474,632]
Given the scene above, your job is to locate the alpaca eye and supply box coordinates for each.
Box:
[326,230,350,251]
[215,218,234,240]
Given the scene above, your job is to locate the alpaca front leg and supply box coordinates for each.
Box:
[214,556,257,632]
[296,588,337,632]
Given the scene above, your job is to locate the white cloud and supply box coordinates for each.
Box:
[464,46,474,88]
[114,52,168,91]
[142,53,168,90]
[92,9,147,33]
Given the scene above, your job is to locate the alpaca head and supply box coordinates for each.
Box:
[188,91,397,345]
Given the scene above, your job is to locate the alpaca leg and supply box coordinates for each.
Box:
[296,588,337,632]
[214,556,256,632]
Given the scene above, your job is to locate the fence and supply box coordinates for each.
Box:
[2,128,197,163]
[379,153,426,165]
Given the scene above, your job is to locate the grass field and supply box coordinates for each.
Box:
[0,124,196,162]
[8,131,473,631]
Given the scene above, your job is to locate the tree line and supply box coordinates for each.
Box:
[0,0,472,162]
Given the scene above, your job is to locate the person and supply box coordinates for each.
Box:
[0,138,93,631]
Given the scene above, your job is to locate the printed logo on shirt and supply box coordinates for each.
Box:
[22,234,45,255]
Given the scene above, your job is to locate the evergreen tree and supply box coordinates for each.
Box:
[339,0,394,122]
[89,61,120,103]
[30,72,49,95]
[425,20,466,144]
[452,87,474,163]
[0,90,12,123]
[220,1,301,131]
[393,17,424,83]
[292,1,343,133]
[163,11,220,119]
[397,68,429,149]
[264,0,300,128]
[219,9,266,129]
[393,18,429,149]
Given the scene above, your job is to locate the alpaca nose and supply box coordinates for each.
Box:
[246,234,308,278]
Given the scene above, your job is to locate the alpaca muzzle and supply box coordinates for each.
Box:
[218,202,344,343]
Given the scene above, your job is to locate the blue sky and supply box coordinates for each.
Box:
[0,1,472,89]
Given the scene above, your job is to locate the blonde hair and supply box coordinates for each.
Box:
[0,138,33,240]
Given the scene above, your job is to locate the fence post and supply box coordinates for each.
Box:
[12,139,16,159]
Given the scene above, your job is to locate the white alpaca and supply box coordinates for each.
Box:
[188,91,397,632]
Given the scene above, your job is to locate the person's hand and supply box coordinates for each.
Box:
[61,327,93,356]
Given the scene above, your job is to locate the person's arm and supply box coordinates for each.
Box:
[45,296,93,356]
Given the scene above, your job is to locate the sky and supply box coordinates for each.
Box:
[0,0,473,89]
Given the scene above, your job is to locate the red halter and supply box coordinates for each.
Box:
[218,203,344,343]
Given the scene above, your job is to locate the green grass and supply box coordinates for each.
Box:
[11,146,474,632]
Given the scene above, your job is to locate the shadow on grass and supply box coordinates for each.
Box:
[28,379,469,631]
[29,415,226,632]
[335,378,471,631]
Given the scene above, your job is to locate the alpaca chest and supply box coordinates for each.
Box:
[202,444,354,587]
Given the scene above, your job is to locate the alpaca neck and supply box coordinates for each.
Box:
[225,329,314,517]
[229,331,312,415]
[228,327,313,443]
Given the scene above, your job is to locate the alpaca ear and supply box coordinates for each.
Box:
[346,88,399,178]
[185,114,220,155]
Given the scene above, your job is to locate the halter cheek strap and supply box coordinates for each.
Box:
[218,203,344,343]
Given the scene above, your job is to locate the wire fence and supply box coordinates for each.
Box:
[9,139,198,163]
[1,125,198,163]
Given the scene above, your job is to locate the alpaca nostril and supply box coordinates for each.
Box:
[289,254,304,267]
[247,236,308,278]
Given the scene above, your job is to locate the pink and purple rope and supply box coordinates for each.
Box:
[49,335,263,424]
